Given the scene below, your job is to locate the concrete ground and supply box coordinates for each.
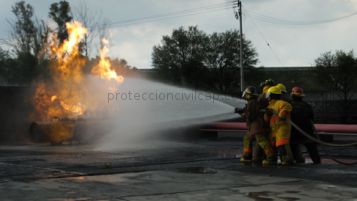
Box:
[0,138,356,201]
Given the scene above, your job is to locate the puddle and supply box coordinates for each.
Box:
[49,198,94,201]
[279,197,300,201]
[247,191,301,201]
[247,191,274,201]
[285,191,299,194]
[68,174,127,183]
[176,167,218,174]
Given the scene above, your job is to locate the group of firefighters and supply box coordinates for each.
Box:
[237,79,321,166]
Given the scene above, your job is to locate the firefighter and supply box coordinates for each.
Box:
[239,86,275,165]
[260,79,275,96]
[253,79,275,162]
[290,86,321,164]
[265,86,294,165]
[258,79,276,112]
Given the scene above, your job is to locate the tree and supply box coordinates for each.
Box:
[49,0,73,43]
[9,1,49,57]
[205,30,258,93]
[9,1,37,55]
[315,50,357,122]
[2,1,50,84]
[73,1,104,57]
[152,27,258,94]
[0,48,12,83]
[152,26,209,86]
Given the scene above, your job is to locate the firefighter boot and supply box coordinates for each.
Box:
[277,145,293,166]
[262,155,277,166]
[256,134,275,166]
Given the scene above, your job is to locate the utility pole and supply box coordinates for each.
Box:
[234,0,244,92]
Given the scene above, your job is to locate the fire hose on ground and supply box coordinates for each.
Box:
[289,121,357,147]
[290,120,357,165]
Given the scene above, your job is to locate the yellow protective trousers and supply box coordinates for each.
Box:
[266,99,292,147]
[242,127,274,158]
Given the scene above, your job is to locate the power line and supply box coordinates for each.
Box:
[243,7,357,66]
[108,1,235,27]
[109,7,232,27]
[244,11,284,66]
[245,8,357,26]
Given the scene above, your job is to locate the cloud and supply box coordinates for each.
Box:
[108,23,172,68]
[242,0,357,66]
[1,0,357,68]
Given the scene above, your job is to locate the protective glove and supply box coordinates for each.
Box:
[265,108,273,116]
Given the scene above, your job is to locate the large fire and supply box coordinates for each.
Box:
[33,21,124,144]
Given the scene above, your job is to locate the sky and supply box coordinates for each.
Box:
[1,0,357,68]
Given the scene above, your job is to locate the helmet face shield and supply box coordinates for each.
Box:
[263,86,270,94]
[265,92,271,99]
[242,91,247,98]
[242,86,257,99]
[291,92,305,97]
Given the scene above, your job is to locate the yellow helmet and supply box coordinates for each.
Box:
[266,86,282,98]
[262,85,271,94]
[276,83,287,94]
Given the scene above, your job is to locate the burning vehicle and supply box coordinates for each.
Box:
[30,21,124,145]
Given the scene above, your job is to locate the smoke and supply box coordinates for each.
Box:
[28,20,240,149]
[30,20,200,147]
[81,77,236,151]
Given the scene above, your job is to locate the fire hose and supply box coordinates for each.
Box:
[289,120,357,147]
[290,120,357,165]
[236,106,357,163]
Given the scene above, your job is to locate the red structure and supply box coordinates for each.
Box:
[203,122,357,134]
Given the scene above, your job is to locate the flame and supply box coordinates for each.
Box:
[33,20,125,143]
[91,38,124,83]
[51,21,88,84]
[34,21,88,121]
[51,96,57,102]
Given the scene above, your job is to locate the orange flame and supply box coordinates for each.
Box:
[33,20,125,125]
[34,21,88,121]
[33,20,126,143]
[91,38,124,83]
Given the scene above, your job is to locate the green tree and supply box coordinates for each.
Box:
[315,50,357,122]
[0,48,12,83]
[152,26,209,87]
[10,1,37,55]
[205,30,258,93]
[5,1,49,84]
[49,0,73,43]
[152,27,258,94]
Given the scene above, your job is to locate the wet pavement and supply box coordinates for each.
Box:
[0,139,356,201]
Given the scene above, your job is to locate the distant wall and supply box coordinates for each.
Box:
[137,68,357,123]
[0,86,33,143]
